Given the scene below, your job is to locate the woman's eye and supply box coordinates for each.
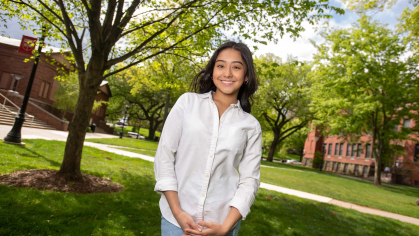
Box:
[217,65,224,68]
[233,66,241,69]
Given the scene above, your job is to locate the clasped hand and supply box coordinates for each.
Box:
[183,221,228,236]
[175,211,229,236]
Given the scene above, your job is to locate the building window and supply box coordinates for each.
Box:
[335,143,339,156]
[357,143,362,157]
[346,143,351,157]
[414,144,419,162]
[366,144,371,158]
[344,163,349,174]
[38,81,50,99]
[326,161,330,170]
[339,143,343,156]
[323,143,327,155]
[393,124,399,132]
[332,162,337,171]
[328,143,332,155]
[351,144,356,157]
[403,119,411,128]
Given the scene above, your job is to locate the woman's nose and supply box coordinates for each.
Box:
[224,67,233,77]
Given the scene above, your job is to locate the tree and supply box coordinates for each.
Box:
[343,0,397,13]
[53,73,79,119]
[54,73,105,120]
[310,16,419,185]
[1,0,343,180]
[282,123,309,162]
[254,54,314,162]
[398,1,419,60]
[110,55,196,140]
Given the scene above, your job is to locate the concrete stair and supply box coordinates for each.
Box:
[0,104,55,130]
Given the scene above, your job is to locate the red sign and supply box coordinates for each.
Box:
[18,35,38,55]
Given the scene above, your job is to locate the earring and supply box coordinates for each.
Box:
[244,81,248,85]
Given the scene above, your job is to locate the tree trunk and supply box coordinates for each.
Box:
[374,138,383,186]
[299,148,304,162]
[148,119,155,141]
[267,132,280,162]
[58,72,102,181]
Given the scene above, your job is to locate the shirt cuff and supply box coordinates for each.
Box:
[154,178,178,194]
[229,195,251,220]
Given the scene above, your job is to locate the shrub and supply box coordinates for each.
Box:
[312,151,324,169]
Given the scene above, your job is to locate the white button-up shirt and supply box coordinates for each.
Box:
[154,91,262,228]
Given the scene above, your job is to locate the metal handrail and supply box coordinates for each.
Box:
[0,93,34,122]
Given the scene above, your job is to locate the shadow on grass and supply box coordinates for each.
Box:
[0,171,162,236]
[15,145,62,168]
[1,140,418,235]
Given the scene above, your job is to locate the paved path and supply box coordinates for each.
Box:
[1,124,419,226]
[0,124,115,141]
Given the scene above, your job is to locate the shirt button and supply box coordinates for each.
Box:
[214,136,217,139]
[202,194,205,197]
[206,174,209,178]
[210,155,213,157]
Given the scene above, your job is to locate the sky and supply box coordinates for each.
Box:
[249,0,414,61]
[0,0,414,62]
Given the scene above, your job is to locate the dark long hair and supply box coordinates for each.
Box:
[190,41,258,113]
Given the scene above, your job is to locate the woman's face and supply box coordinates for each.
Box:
[212,48,248,97]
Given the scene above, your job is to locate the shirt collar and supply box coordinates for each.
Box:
[197,91,243,112]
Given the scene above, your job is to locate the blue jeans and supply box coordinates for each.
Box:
[161,216,241,236]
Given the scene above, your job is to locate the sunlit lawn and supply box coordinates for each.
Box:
[86,138,158,151]
[260,161,419,219]
[86,138,419,219]
[1,139,419,235]
[112,126,161,138]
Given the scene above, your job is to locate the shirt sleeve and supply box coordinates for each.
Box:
[154,94,187,194]
[229,124,262,220]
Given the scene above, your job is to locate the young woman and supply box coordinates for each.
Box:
[154,41,262,236]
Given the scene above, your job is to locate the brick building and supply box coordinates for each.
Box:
[0,36,113,133]
[302,119,419,187]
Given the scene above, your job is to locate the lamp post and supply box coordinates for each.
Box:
[4,28,46,145]
[11,74,25,92]
[119,102,129,139]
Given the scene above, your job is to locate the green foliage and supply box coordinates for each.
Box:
[398,1,419,60]
[281,124,309,158]
[311,16,419,184]
[312,151,324,168]
[54,72,106,118]
[343,0,397,13]
[53,73,79,118]
[0,0,344,175]
[108,55,195,139]
[254,54,314,161]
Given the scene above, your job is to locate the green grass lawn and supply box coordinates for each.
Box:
[262,152,300,161]
[115,147,157,157]
[1,140,419,235]
[112,126,161,138]
[260,161,419,219]
[85,138,419,219]
[86,138,159,151]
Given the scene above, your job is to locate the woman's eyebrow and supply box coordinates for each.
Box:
[216,59,244,65]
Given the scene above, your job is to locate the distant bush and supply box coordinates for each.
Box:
[312,151,324,169]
